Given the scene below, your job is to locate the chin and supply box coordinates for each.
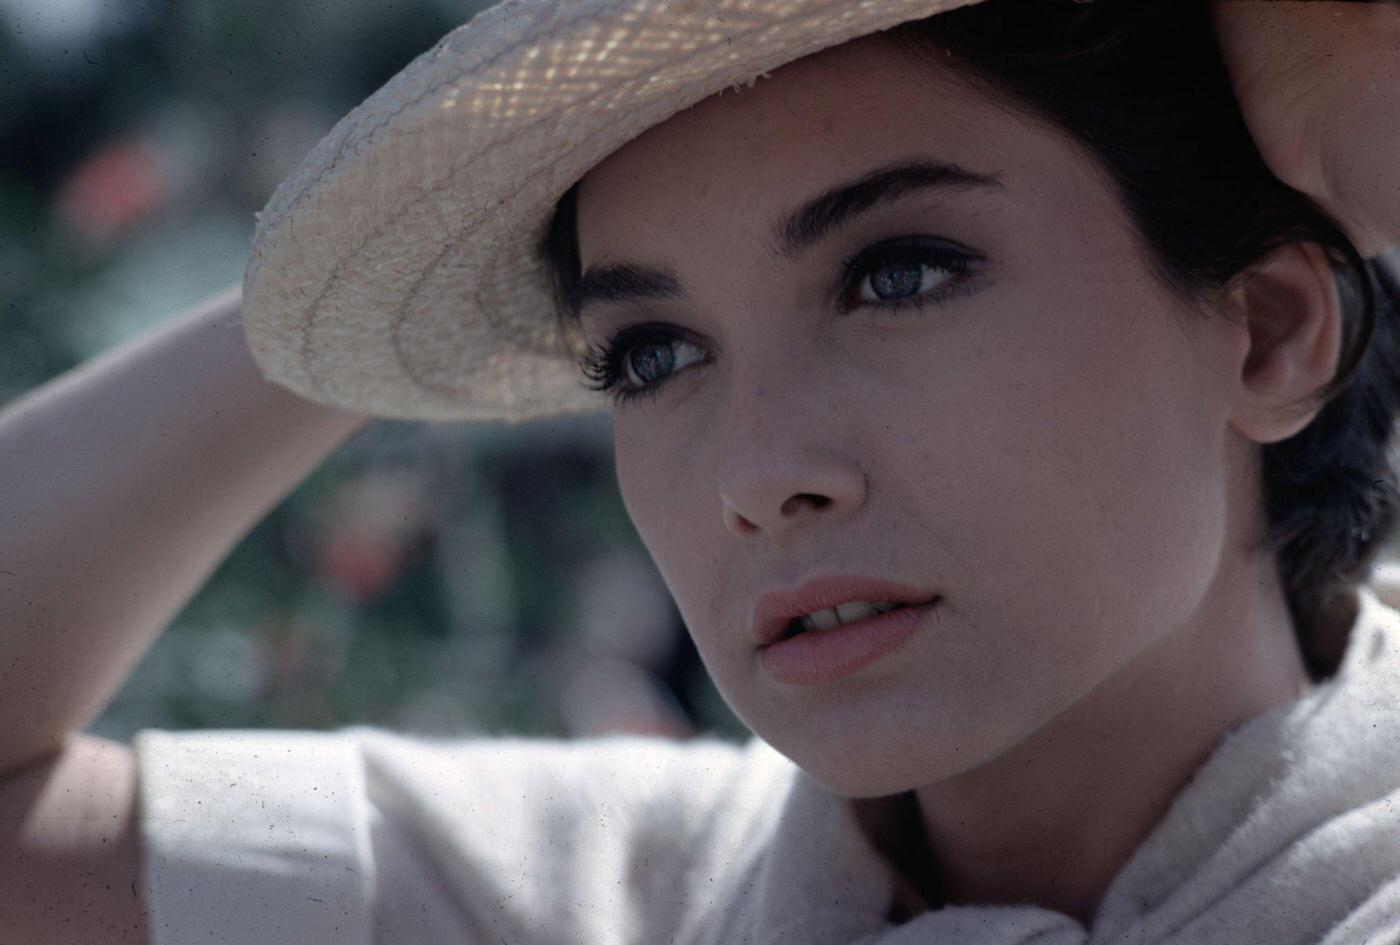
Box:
[768,735,963,799]
[804,766,919,800]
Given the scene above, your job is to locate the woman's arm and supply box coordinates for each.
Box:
[0,732,146,945]
[1213,0,1400,257]
[0,285,371,778]
[1322,15,1400,258]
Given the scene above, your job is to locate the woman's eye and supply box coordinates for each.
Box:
[841,238,982,313]
[578,325,707,407]
[621,337,705,390]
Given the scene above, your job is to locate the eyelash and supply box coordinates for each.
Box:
[577,238,983,407]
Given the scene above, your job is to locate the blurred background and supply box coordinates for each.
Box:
[0,0,748,744]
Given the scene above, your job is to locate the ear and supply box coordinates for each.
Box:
[1225,241,1344,445]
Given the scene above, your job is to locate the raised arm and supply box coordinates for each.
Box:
[1213,0,1400,257]
[0,285,370,778]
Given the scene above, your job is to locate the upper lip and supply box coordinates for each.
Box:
[751,575,939,647]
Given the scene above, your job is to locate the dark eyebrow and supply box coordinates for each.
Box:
[570,159,1002,320]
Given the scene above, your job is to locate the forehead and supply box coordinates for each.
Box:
[574,32,1035,259]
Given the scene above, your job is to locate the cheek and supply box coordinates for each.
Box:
[612,421,711,623]
[613,417,760,725]
[923,290,1230,660]
[613,423,668,562]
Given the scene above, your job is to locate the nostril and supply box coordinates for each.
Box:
[779,493,831,516]
[723,502,761,536]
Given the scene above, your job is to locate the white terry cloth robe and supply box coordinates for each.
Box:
[135,585,1400,945]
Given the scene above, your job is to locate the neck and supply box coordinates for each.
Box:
[900,550,1314,926]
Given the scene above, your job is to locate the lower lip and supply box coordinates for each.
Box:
[759,599,938,686]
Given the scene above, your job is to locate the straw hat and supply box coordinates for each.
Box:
[240,0,982,424]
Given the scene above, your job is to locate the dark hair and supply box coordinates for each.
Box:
[539,0,1400,681]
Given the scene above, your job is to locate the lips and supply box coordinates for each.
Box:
[751,575,940,648]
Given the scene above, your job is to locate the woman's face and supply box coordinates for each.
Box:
[574,33,1255,796]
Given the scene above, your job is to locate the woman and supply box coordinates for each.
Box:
[3,1,1399,942]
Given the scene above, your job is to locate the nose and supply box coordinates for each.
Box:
[718,382,867,542]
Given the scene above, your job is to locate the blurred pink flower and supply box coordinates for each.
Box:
[317,527,405,604]
[312,471,435,604]
[54,136,169,245]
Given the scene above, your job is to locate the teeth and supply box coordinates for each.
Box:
[836,601,878,623]
[795,600,907,634]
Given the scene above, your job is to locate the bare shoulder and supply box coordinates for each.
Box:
[0,733,150,945]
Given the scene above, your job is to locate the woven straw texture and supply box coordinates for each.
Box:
[241,0,977,423]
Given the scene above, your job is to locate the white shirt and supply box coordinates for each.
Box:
[136,586,1400,944]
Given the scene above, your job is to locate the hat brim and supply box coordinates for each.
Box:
[242,0,981,424]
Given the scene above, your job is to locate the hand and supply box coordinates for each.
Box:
[1211,0,1400,257]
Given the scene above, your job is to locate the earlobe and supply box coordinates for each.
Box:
[1227,241,1343,445]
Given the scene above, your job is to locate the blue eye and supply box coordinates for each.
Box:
[616,334,706,401]
[839,237,982,315]
[579,325,707,407]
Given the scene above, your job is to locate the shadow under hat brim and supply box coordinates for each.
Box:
[242,0,980,424]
